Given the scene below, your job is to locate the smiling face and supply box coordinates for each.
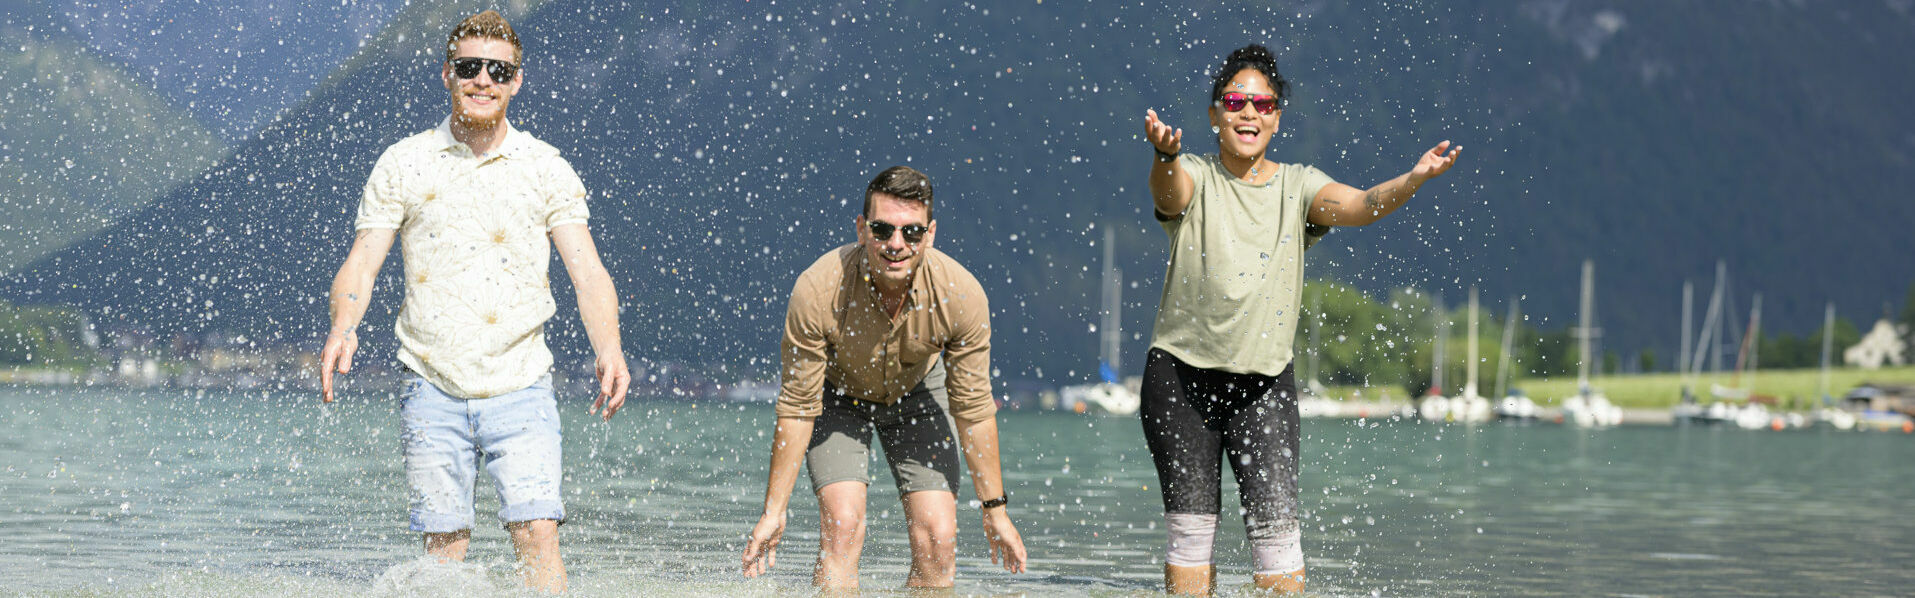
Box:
[856,193,936,293]
[442,37,521,130]
[1207,68,1282,160]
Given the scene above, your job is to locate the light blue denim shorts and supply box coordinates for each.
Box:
[399,375,564,532]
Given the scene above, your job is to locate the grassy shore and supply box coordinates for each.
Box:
[1319,365,1915,411]
[1509,366,1915,409]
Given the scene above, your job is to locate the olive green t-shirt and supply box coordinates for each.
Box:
[1150,152,1335,376]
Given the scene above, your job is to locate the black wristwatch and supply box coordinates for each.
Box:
[980,493,1009,510]
[1154,148,1179,163]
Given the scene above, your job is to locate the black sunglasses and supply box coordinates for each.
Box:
[450,57,519,83]
[867,220,928,245]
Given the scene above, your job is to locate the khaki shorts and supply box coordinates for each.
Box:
[806,359,962,495]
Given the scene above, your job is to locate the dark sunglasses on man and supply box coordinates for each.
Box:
[450,57,519,83]
[867,221,928,245]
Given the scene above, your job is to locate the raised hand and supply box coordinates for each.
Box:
[1410,140,1461,184]
[589,352,630,421]
[319,329,357,403]
[1144,109,1183,156]
[741,510,787,578]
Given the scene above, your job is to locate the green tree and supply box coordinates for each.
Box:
[0,300,100,367]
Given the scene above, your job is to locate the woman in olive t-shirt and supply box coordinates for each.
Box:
[1137,43,1461,595]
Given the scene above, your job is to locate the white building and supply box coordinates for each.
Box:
[1844,319,1908,369]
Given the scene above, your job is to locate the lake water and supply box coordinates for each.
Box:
[5,384,1913,597]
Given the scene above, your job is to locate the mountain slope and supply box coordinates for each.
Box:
[0,28,227,272]
[5,0,1912,384]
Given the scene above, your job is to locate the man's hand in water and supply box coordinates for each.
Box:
[319,328,358,402]
[983,507,1028,573]
[741,510,787,577]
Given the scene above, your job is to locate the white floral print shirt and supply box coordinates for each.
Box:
[354,117,589,398]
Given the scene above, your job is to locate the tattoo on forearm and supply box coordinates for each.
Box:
[346,293,358,302]
[1363,188,1385,213]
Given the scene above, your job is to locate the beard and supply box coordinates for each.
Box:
[451,91,508,130]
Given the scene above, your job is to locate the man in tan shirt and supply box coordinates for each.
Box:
[316,11,628,594]
[741,166,1027,588]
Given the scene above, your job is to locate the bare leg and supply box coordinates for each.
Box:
[507,519,565,594]
[1165,563,1215,595]
[1253,568,1306,594]
[900,490,957,588]
[423,530,471,562]
[814,481,869,589]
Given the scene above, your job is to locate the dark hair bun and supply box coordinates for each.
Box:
[1210,44,1288,104]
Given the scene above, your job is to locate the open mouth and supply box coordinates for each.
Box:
[1233,124,1260,143]
[881,253,913,267]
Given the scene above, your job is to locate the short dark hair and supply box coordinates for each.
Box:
[446,10,523,64]
[1210,44,1288,107]
[863,166,934,222]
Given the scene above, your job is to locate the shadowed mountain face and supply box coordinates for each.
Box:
[5,1,1913,382]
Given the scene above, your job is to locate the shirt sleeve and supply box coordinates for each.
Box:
[941,274,998,421]
[543,156,590,230]
[1296,164,1336,249]
[354,148,407,230]
[1157,152,1207,234]
[775,272,832,418]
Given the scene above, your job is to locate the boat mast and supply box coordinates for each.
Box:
[1431,291,1446,396]
[1465,286,1480,399]
[1688,262,1725,384]
[1819,302,1835,402]
[1734,293,1762,389]
[1681,281,1693,378]
[1496,299,1520,400]
[1574,260,1597,396]
[1100,227,1121,379]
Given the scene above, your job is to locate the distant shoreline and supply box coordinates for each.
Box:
[1314,365,1915,411]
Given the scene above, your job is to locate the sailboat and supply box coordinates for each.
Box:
[1722,293,1783,429]
[1673,263,1731,425]
[1297,289,1344,418]
[1418,292,1453,422]
[1673,262,1781,428]
[1494,298,1540,421]
[1058,228,1141,416]
[1559,260,1622,427]
[1814,302,1858,430]
[1448,286,1494,422]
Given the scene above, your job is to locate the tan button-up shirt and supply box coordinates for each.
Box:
[777,244,997,421]
[353,118,590,398]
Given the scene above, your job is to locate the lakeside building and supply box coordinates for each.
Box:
[1845,319,1909,369]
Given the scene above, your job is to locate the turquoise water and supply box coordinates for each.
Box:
[4,384,1913,596]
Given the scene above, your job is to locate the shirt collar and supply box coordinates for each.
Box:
[856,247,929,310]
[433,116,524,159]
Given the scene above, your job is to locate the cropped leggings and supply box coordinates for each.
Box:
[1140,348,1303,571]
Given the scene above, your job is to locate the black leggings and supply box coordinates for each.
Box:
[1140,348,1301,523]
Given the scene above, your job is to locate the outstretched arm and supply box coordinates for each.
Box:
[742,415,813,577]
[551,223,629,420]
[954,416,1028,573]
[745,285,833,578]
[1143,109,1196,218]
[321,228,395,402]
[1308,140,1461,226]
